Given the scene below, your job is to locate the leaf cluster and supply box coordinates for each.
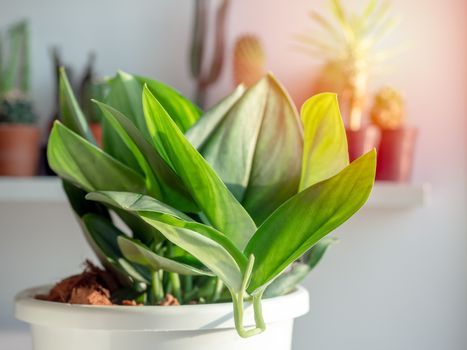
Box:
[47,68,376,337]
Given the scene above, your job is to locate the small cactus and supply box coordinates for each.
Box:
[370,86,405,129]
[233,35,266,87]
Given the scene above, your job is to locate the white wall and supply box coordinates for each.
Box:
[0,0,466,349]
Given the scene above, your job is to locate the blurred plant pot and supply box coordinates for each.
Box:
[90,122,102,147]
[0,124,40,176]
[346,125,380,162]
[376,128,417,182]
[16,285,309,350]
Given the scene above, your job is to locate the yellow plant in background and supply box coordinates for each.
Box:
[370,86,405,129]
[297,0,399,130]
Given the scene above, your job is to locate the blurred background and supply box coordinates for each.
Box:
[0,0,466,349]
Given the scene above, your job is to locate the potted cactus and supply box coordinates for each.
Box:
[371,86,417,181]
[15,68,376,350]
[0,20,39,176]
[297,0,399,161]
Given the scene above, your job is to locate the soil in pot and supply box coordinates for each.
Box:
[36,261,179,306]
[0,124,40,176]
[346,125,380,162]
[376,127,417,181]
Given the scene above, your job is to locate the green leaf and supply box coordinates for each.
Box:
[58,67,95,143]
[94,100,198,213]
[101,71,202,174]
[47,121,146,193]
[62,180,110,220]
[264,237,337,297]
[87,191,248,292]
[142,86,256,249]
[190,75,304,225]
[138,75,202,132]
[118,236,214,276]
[245,150,376,293]
[299,93,349,191]
[81,213,150,284]
[186,85,246,149]
[140,214,246,292]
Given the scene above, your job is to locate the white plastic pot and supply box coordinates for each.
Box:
[15,285,309,350]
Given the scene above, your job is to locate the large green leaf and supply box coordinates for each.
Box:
[185,85,246,149]
[118,236,214,276]
[245,150,376,293]
[189,74,304,225]
[86,191,247,292]
[264,237,337,297]
[299,93,349,191]
[58,67,95,143]
[94,100,198,213]
[142,86,257,249]
[47,121,146,193]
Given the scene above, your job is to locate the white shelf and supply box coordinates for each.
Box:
[0,177,430,208]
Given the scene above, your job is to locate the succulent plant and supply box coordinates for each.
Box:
[297,0,399,130]
[47,68,376,338]
[233,34,266,87]
[370,86,405,129]
[0,20,37,124]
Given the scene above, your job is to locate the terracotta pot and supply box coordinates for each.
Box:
[376,127,417,182]
[346,125,381,162]
[0,124,40,176]
[90,122,102,147]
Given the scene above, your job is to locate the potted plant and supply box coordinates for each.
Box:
[15,68,376,350]
[370,86,417,181]
[0,20,40,176]
[297,0,400,161]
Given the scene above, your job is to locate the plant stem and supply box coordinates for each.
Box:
[210,278,224,303]
[231,255,266,338]
[169,272,182,303]
[151,270,164,304]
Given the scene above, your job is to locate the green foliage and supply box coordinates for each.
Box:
[47,69,376,338]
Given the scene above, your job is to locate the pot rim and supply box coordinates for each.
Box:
[15,285,309,331]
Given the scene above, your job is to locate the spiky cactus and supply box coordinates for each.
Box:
[233,34,266,87]
[370,86,405,129]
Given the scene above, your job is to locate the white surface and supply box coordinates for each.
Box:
[0,177,430,208]
[0,1,465,350]
[14,287,307,350]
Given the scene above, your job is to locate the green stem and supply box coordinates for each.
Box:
[169,272,182,302]
[210,278,224,303]
[151,270,164,304]
[231,255,266,338]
